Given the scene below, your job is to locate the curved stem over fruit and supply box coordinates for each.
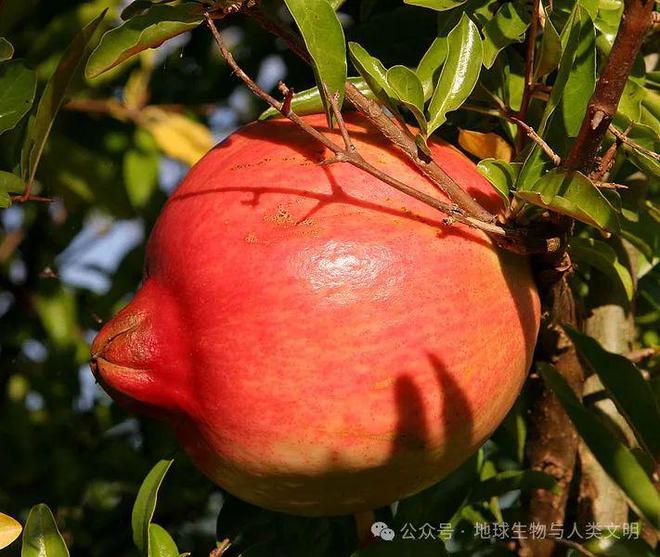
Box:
[205,15,545,248]
[247,7,497,225]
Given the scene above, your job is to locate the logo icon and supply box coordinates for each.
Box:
[371,521,396,541]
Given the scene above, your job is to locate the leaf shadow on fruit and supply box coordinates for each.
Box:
[390,355,475,493]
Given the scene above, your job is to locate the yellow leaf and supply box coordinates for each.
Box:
[123,68,150,110]
[142,108,213,166]
[0,512,22,549]
[458,129,513,162]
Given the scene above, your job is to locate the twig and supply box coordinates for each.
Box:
[327,89,355,152]
[624,347,657,363]
[474,86,561,165]
[10,194,54,204]
[609,124,660,161]
[565,0,655,171]
[204,15,510,239]
[249,6,497,224]
[509,115,561,166]
[516,0,542,152]
[593,181,628,189]
[592,123,632,179]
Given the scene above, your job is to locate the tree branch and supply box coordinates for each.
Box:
[204,15,517,241]
[565,0,655,171]
[609,124,660,161]
[249,7,497,224]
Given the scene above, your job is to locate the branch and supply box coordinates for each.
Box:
[516,0,542,152]
[609,124,660,161]
[565,0,655,171]
[475,86,561,165]
[509,115,561,166]
[249,7,497,224]
[204,15,514,240]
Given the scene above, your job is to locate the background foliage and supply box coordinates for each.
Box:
[0,0,658,556]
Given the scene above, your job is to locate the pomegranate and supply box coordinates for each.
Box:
[91,114,540,516]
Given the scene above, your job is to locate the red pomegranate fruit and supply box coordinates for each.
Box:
[91,113,540,516]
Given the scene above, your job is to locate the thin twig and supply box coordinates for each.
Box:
[249,6,497,224]
[10,194,54,204]
[593,181,628,189]
[328,89,355,152]
[516,0,542,152]
[609,124,660,161]
[204,14,508,239]
[510,116,561,166]
[474,86,561,165]
[624,347,657,363]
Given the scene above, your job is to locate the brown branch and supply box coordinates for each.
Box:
[509,115,561,166]
[609,124,660,161]
[474,86,561,165]
[249,7,497,224]
[624,347,657,363]
[516,0,542,152]
[565,0,655,171]
[10,194,54,204]
[520,271,584,557]
[204,15,515,240]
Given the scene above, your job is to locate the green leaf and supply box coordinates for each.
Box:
[622,122,660,177]
[481,3,530,69]
[537,4,582,136]
[0,37,14,61]
[516,169,620,232]
[329,0,346,9]
[621,202,660,264]
[259,77,372,121]
[469,470,557,502]
[570,237,633,302]
[539,363,660,528]
[0,170,25,208]
[86,4,202,78]
[21,11,106,186]
[0,61,37,135]
[283,0,347,126]
[148,524,179,557]
[427,14,483,136]
[534,5,561,78]
[348,42,396,107]
[132,459,173,556]
[386,65,427,133]
[416,37,447,100]
[121,0,176,20]
[404,0,467,11]
[565,327,660,461]
[21,504,69,557]
[559,10,596,137]
[476,159,520,207]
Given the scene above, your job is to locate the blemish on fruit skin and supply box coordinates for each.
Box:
[373,377,395,390]
[244,233,258,244]
[264,206,294,225]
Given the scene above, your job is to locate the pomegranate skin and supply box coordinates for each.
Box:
[91,114,540,516]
